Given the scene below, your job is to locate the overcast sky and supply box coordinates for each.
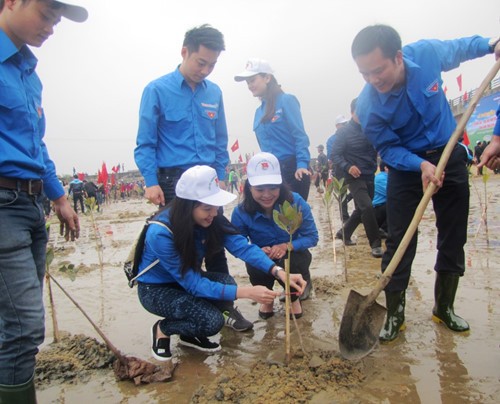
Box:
[34,0,500,176]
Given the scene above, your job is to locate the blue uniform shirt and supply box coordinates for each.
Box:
[231,192,318,252]
[135,67,230,186]
[494,105,500,136]
[0,30,64,200]
[253,93,311,169]
[357,36,491,172]
[372,171,388,207]
[137,209,276,301]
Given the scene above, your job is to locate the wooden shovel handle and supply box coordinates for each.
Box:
[366,57,500,303]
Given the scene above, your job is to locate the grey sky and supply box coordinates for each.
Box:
[34,0,500,175]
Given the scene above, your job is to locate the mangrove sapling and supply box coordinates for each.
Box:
[273,201,308,364]
[328,177,349,282]
[45,244,60,342]
[322,178,337,263]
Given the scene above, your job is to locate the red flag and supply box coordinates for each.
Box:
[462,129,470,146]
[97,169,102,184]
[78,173,85,181]
[238,154,243,163]
[101,162,108,185]
[463,91,468,102]
[230,140,239,152]
[457,74,462,92]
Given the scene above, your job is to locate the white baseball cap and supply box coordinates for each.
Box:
[335,114,349,125]
[234,58,274,82]
[55,1,88,22]
[246,152,282,186]
[175,166,236,206]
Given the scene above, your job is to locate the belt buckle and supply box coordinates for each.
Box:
[27,180,42,195]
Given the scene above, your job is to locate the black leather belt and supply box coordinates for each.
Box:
[157,167,185,177]
[0,177,43,195]
[415,145,447,158]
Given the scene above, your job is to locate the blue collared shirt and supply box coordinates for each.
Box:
[137,209,276,300]
[231,192,318,251]
[0,30,64,200]
[357,36,491,172]
[253,93,311,169]
[494,105,500,136]
[134,68,229,186]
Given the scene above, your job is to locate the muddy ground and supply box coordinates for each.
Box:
[36,174,500,403]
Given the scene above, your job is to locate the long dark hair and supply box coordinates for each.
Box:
[260,74,284,123]
[240,180,294,215]
[169,197,238,276]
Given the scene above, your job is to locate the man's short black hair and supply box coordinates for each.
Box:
[183,24,225,53]
[351,24,402,60]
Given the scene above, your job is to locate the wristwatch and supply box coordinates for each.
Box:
[272,266,284,280]
[488,36,500,53]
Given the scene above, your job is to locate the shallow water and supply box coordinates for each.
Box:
[38,175,500,403]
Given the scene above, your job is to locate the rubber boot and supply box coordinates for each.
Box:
[432,272,470,332]
[0,374,37,404]
[379,290,406,343]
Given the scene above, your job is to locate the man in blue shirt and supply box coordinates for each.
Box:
[135,24,229,206]
[478,105,500,171]
[134,25,252,332]
[0,1,86,402]
[351,24,500,343]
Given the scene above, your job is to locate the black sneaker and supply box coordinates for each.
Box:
[179,335,221,353]
[223,307,254,332]
[151,320,172,361]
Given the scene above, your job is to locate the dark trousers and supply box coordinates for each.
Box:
[374,203,387,232]
[246,250,312,302]
[382,144,469,292]
[158,168,229,276]
[341,178,380,248]
[279,158,310,201]
[73,192,84,213]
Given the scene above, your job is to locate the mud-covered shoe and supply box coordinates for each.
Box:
[432,273,470,332]
[223,306,254,332]
[179,336,221,352]
[151,320,172,361]
[379,290,406,343]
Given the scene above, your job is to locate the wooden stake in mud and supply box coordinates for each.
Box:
[338,58,500,361]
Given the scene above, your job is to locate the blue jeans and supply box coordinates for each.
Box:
[0,189,47,385]
[137,272,235,338]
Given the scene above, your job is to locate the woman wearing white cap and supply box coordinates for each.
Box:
[235,59,312,202]
[136,165,306,362]
[231,153,318,319]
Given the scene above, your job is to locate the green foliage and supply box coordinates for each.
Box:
[273,200,303,235]
[326,177,348,204]
[85,196,98,213]
[46,247,54,267]
[482,171,490,184]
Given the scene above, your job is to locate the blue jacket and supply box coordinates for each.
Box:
[494,105,500,137]
[357,36,492,172]
[231,192,318,251]
[0,29,64,200]
[253,93,311,169]
[137,209,276,301]
[135,68,229,186]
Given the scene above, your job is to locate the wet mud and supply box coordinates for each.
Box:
[37,176,500,403]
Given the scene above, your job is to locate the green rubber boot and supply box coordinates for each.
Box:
[379,290,406,343]
[0,374,37,404]
[432,272,470,332]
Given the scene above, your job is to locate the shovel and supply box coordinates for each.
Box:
[339,57,500,361]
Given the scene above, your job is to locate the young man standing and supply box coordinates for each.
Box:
[351,25,500,343]
[134,24,253,333]
[0,0,86,402]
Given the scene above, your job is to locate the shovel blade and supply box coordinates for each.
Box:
[339,289,387,361]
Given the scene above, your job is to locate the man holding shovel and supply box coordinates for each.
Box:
[351,25,500,343]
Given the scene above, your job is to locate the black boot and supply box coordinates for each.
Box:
[432,272,469,332]
[379,290,406,343]
[0,374,37,404]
